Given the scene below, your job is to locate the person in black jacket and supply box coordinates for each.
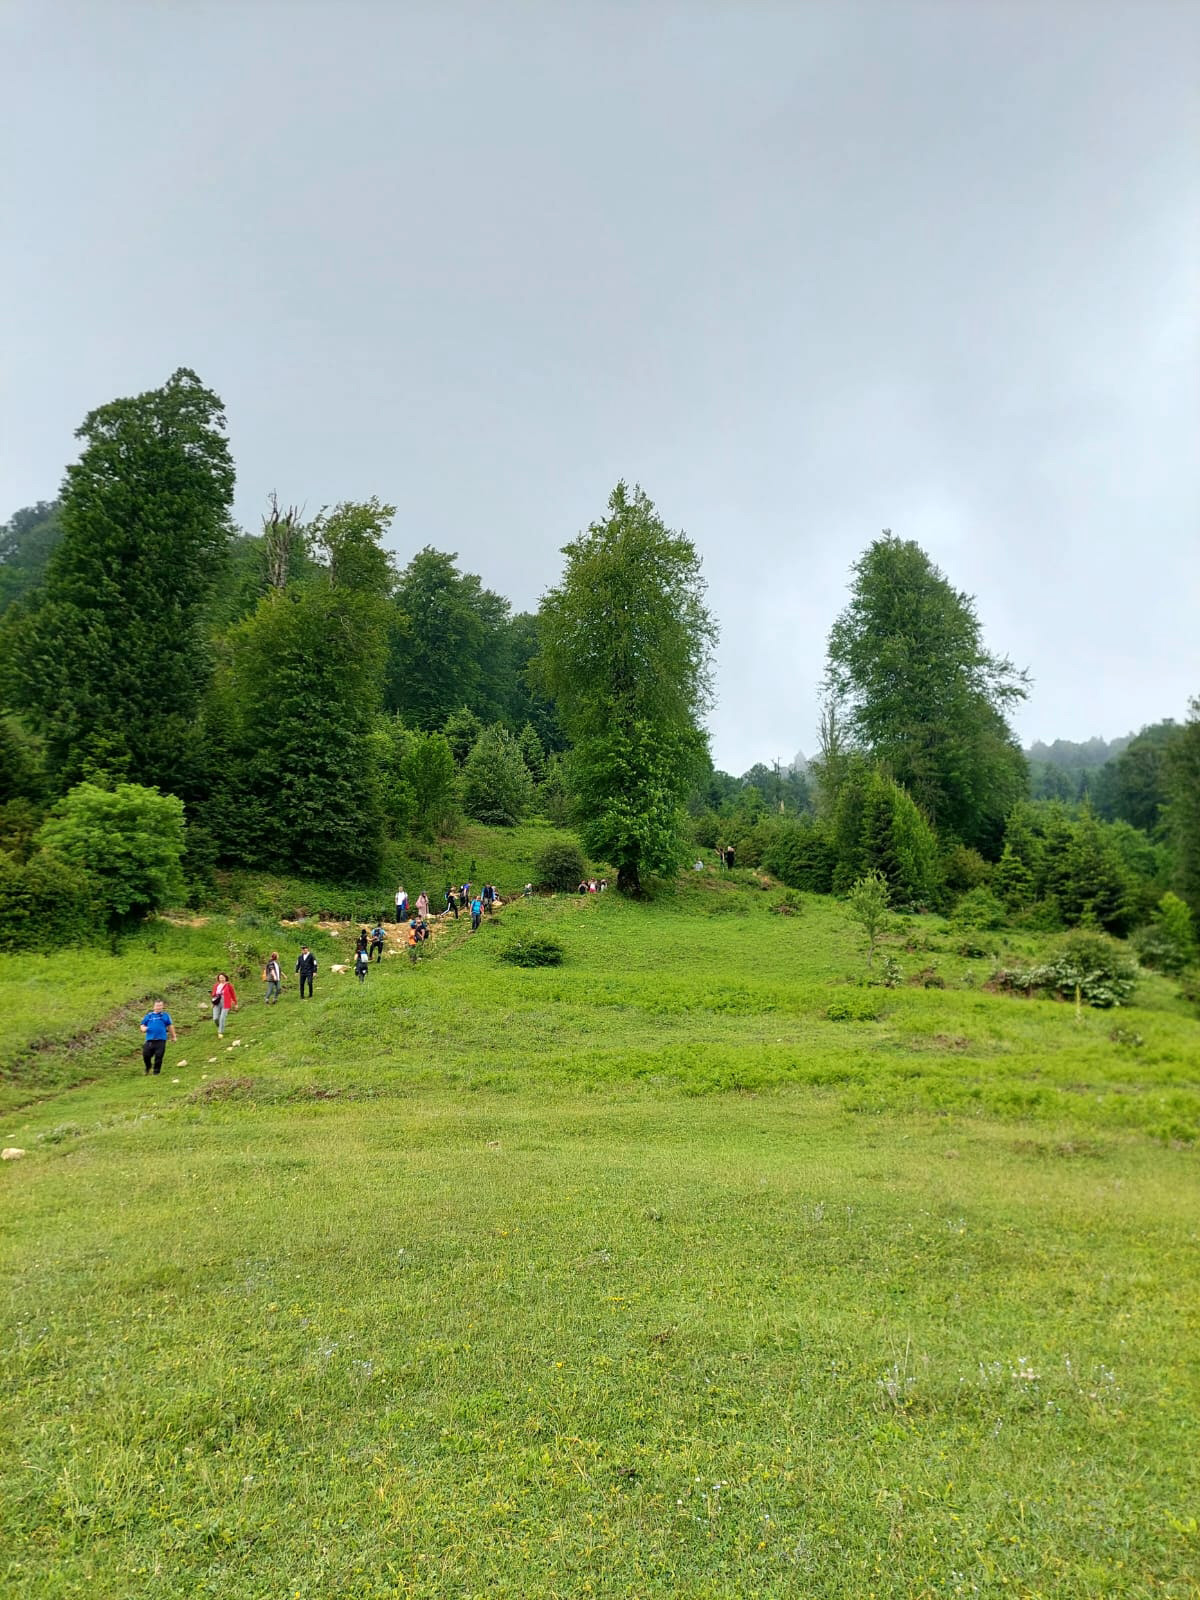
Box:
[295,946,318,999]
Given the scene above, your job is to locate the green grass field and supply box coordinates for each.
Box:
[2,856,1198,1598]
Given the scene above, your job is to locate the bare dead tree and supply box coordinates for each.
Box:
[262,491,305,591]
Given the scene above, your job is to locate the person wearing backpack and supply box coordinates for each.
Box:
[263,952,282,1005]
[295,946,318,999]
[369,924,386,962]
[354,946,369,984]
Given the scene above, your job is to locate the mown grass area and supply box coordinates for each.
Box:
[1,856,1198,1597]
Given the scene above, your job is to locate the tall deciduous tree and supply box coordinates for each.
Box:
[535,483,716,893]
[823,534,1029,855]
[1,370,234,790]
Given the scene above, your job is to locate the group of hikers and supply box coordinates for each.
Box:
[137,878,507,1075]
[576,877,609,894]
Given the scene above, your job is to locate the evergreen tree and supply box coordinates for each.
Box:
[443,707,484,765]
[462,725,534,826]
[824,533,1029,854]
[535,483,716,893]
[208,502,393,878]
[993,843,1034,911]
[1,370,234,789]
[1165,697,1200,916]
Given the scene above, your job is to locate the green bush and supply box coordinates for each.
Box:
[34,782,185,922]
[463,726,534,827]
[990,929,1138,1009]
[943,844,990,894]
[952,886,1008,930]
[534,838,587,893]
[0,847,104,951]
[1132,892,1197,976]
[498,934,565,968]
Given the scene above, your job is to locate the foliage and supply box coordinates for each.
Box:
[1,370,234,790]
[537,752,574,827]
[0,846,103,951]
[1132,892,1197,976]
[951,886,1008,930]
[535,483,716,893]
[845,869,890,966]
[942,844,990,894]
[1093,720,1179,832]
[1164,696,1200,916]
[0,500,63,616]
[34,781,186,921]
[824,533,1028,853]
[517,722,546,783]
[990,930,1139,1009]
[207,542,390,877]
[992,842,1034,910]
[534,837,587,893]
[443,706,483,765]
[401,733,460,841]
[462,725,534,827]
[497,933,565,967]
[741,815,835,894]
[830,762,942,906]
[311,498,396,597]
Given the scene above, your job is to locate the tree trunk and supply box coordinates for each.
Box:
[617,861,641,895]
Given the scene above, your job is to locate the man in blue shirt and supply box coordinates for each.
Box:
[139,1000,177,1075]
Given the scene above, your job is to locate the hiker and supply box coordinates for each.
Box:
[210,972,238,1038]
[369,924,386,962]
[354,946,369,984]
[395,885,408,922]
[481,883,494,913]
[445,886,459,919]
[355,926,369,956]
[723,844,736,871]
[296,946,318,999]
[263,952,282,1004]
[416,891,429,921]
[407,920,419,964]
[523,882,533,898]
[588,879,598,893]
[599,878,608,892]
[139,1000,177,1076]
[461,881,471,905]
[577,880,588,895]
[470,894,483,931]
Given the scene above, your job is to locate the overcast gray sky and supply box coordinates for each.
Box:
[3,0,1197,772]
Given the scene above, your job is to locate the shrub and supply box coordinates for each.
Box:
[0,847,104,952]
[846,869,890,966]
[498,934,564,968]
[943,844,990,894]
[1132,891,1197,976]
[826,993,882,1021]
[952,886,1008,931]
[989,930,1138,1008]
[534,838,587,893]
[34,781,185,921]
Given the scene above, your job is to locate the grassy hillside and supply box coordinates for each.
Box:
[1,846,1198,1598]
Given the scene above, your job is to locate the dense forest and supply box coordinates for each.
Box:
[0,370,1196,971]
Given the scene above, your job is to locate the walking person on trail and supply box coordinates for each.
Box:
[445,886,459,919]
[416,891,429,921]
[354,946,369,984]
[470,895,483,931]
[139,1000,177,1076]
[407,921,420,965]
[263,953,282,1004]
[369,924,385,962]
[210,973,238,1038]
[356,927,369,956]
[395,885,408,922]
[296,946,318,999]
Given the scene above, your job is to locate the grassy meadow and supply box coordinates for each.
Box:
[1,848,1198,1598]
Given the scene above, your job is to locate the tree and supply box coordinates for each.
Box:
[387,549,510,729]
[0,501,64,617]
[443,707,484,765]
[462,725,534,826]
[34,782,185,921]
[535,483,716,893]
[206,502,394,878]
[1165,697,1200,917]
[1,370,235,790]
[1094,721,1179,832]
[824,534,1029,854]
[401,732,460,840]
[846,870,891,967]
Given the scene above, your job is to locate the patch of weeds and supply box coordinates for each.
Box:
[907,964,946,989]
[37,1122,83,1145]
[498,935,564,968]
[826,994,883,1022]
[770,891,803,917]
[878,954,904,988]
[1109,1027,1144,1048]
[187,1076,261,1103]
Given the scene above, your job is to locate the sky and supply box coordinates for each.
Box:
[2,0,1197,774]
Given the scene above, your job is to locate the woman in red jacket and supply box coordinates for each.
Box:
[210,972,238,1038]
